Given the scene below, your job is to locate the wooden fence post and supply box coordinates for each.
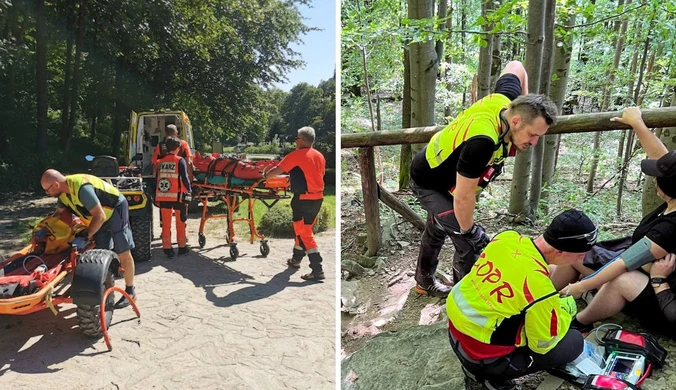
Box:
[358,146,381,256]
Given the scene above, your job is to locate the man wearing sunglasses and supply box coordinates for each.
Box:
[447,209,597,390]
[40,169,137,308]
[409,61,559,297]
[263,126,326,281]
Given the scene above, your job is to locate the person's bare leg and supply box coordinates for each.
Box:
[576,271,647,325]
[118,250,135,287]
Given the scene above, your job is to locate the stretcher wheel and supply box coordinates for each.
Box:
[260,240,270,257]
[229,244,239,260]
[198,233,206,248]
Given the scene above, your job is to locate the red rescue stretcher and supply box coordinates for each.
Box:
[192,161,290,260]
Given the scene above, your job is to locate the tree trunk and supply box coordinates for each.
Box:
[443,0,454,119]
[111,58,126,158]
[461,0,467,107]
[587,0,629,193]
[477,0,493,100]
[435,0,448,76]
[408,0,438,156]
[618,35,651,217]
[60,1,75,145]
[619,22,641,159]
[643,89,676,216]
[528,0,555,215]
[509,0,544,218]
[542,2,577,204]
[399,47,412,190]
[35,0,48,156]
[65,0,86,152]
[490,33,502,89]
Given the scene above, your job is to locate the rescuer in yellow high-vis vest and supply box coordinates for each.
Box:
[41,169,138,309]
[409,61,559,298]
[446,209,598,389]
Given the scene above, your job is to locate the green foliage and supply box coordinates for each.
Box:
[259,200,335,238]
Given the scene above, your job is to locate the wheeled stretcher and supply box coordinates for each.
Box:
[192,172,290,260]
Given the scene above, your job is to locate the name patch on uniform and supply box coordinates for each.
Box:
[159,162,177,172]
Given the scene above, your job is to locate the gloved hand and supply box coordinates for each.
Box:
[70,237,88,251]
[560,295,578,317]
[183,193,192,204]
[460,224,490,253]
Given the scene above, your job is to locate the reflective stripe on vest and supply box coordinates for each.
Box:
[426,94,511,169]
[58,174,121,226]
[446,231,554,346]
[155,154,182,203]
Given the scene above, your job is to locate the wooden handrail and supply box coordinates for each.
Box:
[341,107,676,148]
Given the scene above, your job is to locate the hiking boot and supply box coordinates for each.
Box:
[415,279,452,297]
[177,246,190,256]
[163,248,175,258]
[114,289,137,309]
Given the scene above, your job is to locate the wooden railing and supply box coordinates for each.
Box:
[341,107,676,256]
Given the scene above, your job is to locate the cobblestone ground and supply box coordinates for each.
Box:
[0,204,336,390]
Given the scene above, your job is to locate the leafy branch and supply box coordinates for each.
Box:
[556,2,648,29]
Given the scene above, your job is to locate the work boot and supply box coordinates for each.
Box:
[163,248,175,258]
[415,278,452,297]
[114,287,137,309]
[177,246,190,256]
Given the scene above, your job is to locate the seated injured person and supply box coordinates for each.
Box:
[551,107,676,337]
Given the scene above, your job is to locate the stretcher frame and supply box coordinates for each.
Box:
[192,173,290,260]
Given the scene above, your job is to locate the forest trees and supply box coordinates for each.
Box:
[0,0,325,190]
[342,0,676,220]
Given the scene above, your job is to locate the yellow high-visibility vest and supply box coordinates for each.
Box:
[446,231,575,355]
[58,174,121,226]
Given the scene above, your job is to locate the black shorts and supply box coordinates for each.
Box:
[290,195,322,224]
[494,73,522,101]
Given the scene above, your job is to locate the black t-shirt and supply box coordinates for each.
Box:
[632,202,676,254]
[410,73,521,191]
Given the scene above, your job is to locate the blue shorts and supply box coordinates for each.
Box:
[94,198,135,254]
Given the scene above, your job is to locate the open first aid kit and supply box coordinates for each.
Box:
[550,327,667,389]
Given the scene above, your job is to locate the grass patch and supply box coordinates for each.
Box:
[200,186,336,239]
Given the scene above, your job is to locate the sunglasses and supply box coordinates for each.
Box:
[557,227,598,245]
[43,183,55,193]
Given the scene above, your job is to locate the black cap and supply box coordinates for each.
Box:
[641,151,676,178]
[544,209,597,253]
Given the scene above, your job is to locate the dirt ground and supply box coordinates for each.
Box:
[340,190,676,390]
[0,195,336,390]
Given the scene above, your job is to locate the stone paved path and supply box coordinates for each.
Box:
[0,205,336,390]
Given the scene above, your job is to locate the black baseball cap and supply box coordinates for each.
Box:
[543,209,598,253]
[641,151,676,178]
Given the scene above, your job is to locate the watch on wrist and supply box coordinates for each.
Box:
[651,277,668,286]
[460,224,474,235]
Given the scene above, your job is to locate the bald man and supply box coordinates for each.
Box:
[41,169,137,308]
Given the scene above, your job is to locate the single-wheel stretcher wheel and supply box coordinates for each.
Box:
[260,240,270,257]
[229,244,239,260]
[198,233,206,248]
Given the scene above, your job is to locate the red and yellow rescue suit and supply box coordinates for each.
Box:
[155,153,192,250]
[277,147,326,275]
